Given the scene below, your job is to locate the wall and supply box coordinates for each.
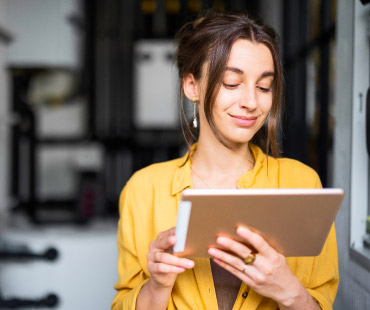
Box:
[333,0,370,309]
[7,0,80,67]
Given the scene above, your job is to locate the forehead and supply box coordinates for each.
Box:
[227,39,274,72]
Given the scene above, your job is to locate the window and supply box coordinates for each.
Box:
[349,0,370,270]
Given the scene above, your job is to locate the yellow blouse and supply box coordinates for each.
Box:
[111,144,339,310]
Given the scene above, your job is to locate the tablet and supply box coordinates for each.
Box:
[173,188,344,258]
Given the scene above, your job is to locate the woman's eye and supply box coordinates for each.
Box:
[257,86,271,92]
[223,83,238,89]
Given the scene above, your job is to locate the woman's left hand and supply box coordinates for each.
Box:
[208,226,318,309]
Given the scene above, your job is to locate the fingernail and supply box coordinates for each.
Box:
[237,226,247,234]
[187,260,194,268]
[208,248,216,256]
[216,237,227,245]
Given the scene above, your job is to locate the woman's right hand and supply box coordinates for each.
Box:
[147,227,195,289]
[137,228,195,309]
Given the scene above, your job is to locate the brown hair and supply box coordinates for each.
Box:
[175,11,283,159]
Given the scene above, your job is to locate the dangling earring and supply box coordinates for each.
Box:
[191,97,198,128]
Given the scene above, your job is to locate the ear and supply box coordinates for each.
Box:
[183,73,200,101]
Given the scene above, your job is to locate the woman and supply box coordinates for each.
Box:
[112,12,338,310]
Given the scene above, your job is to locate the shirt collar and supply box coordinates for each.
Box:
[171,143,272,195]
[236,143,269,189]
[171,144,197,195]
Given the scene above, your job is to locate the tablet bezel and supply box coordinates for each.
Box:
[174,188,344,258]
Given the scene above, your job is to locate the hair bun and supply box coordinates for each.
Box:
[192,16,205,29]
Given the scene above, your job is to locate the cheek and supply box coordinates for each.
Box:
[259,94,273,113]
[214,90,239,113]
[264,101,273,114]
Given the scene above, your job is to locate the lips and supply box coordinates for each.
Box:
[230,115,258,127]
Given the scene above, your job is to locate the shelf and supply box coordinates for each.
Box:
[35,129,183,148]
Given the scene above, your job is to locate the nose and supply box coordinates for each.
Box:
[240,86,258,110]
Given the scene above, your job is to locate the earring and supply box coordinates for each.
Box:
[191,97,198,128]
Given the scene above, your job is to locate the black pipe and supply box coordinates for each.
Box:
[0,247,59,261]
[0,294,59,309]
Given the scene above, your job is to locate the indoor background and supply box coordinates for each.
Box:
[0,0,368,309]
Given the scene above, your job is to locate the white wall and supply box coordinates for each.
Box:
[7,0,81,68]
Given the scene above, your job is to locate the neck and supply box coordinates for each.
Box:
[191,129,254,188]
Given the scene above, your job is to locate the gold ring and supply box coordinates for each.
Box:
[243,253,256,265]
[154,251,162,262]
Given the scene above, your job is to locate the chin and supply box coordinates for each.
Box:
[222,134,255,146]
[227,130,257,144]
[213,122,261,146]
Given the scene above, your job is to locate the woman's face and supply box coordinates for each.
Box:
[198,39,275,146]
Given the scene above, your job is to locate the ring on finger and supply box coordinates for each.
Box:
[243,252,256,265]
[154,250,162,262]
[242,264,249,273]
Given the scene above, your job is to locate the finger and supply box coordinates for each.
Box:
[208,247,246,272]
[168,227,176,234]
[211,253,266,287]
[150,262,186,274]
[210,242,269,274]
[236,226,274,257]
[240,260,268,285]
[152,251,194,269]
[152,232,177,252]
[212,257,254,287]
[215,236,253,261]
[212,237,272,275]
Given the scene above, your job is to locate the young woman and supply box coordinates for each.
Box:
[112,12,338,310]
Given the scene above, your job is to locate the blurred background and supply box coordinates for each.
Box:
[0,0,369,309]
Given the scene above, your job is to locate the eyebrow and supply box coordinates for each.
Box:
[225,66,275,79]
[225,66,244,74]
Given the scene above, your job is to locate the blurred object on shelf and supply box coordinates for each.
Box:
[37,143,104,201]
[76,170,104,219]
[73,146,105,219]
[134,40,178,129]
[36,97,86,139]
[28,70,79,107]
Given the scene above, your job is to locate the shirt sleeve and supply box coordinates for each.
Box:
[305,173,339,310]
[111,182,149,310]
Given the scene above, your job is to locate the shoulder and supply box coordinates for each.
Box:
[276,157,317,176]
[118,156,185,212]
[126,156,185,190]
[250,144,321,188]
[275,157,322,188]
